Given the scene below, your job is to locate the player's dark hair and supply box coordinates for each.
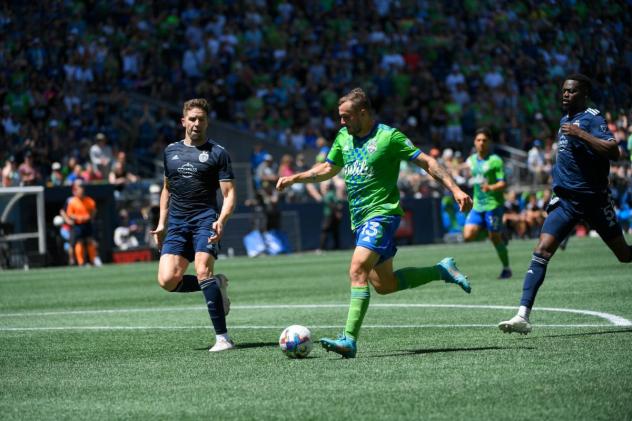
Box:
[339,88,373,113]
[565,73,592,96]
[182,98,210,116]
[475,127,493,140]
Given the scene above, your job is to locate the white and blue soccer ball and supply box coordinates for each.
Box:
[279,325,313,359]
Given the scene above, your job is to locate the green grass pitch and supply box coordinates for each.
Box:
[1,236,631,420]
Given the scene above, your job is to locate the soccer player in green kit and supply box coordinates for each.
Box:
[463,128,512,279]
[276,88,473,358]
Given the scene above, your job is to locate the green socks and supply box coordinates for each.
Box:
[494,242,510,268]
[344,286,370,340]
[394,266,441,290]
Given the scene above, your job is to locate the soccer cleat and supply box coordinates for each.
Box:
[498,268,512,279]
[215,274,231,316]
[498,315,532,335]
[320,334,357,358]
[209,337,235,352]
[437,257,471,293]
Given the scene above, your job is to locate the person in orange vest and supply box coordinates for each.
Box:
[65,179,102,266]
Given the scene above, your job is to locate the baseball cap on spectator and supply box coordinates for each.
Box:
[52,162,61,171]
[264,154,273,161]
[96,133,106,141]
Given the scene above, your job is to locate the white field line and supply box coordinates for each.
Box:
[0,324,619,332]
[0,304,630,331]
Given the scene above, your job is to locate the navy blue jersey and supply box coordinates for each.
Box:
[553,108,615,195]
[163,139,234,222]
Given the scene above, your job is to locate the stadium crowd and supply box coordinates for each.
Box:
[2,1,632,246]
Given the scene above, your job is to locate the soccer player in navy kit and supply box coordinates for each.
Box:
[499,74,632,334]
[151,98,237,352]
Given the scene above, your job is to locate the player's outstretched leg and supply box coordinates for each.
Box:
[320,334,357,359]
[437,257,471,293]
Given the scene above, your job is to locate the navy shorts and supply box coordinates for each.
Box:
[354,215,400,265]
[542,190,622,242]
[161,220,219,262]
[465,206,505,232]
[73,223,93,240]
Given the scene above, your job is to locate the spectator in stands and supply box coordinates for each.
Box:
[527,139,549,185]
[2,156,20,187]
[108,159,139,192]
[81,162,104,183]
[254,153,278,193]
[65,163,84,185]
[48,162,64,186]
[114,209,140,250]
[64,180,102,267]
[89,132,114,177]
[17,151,41,186]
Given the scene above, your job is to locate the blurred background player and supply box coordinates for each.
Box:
[150,98,237,352]
[277,88,473,358]
[463,128,511,279]
[499,74,632,334]
[65,180,102,267]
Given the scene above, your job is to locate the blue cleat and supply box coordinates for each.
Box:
[437,257,471,293]
[498,268,512,279]
[320,334,357,358]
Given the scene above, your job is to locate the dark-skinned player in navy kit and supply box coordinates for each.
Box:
[151,98,237,352]
[499,74,632,334]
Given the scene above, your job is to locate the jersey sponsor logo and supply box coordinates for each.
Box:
[199,151,209,163]
[171,155,179,160]
[344,160,374,178]
[177,162,198,178]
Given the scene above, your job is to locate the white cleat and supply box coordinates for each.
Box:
[215,274,231,316]
[209,337,235,352]
[498,315,532,335]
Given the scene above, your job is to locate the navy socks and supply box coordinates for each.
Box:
[519,253,549,308]
[200,277,227,335]
[172,275,201,292]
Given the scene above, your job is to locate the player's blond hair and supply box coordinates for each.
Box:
[182,98,210,117]
[338,88,373,114]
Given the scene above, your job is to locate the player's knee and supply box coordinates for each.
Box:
[532,245,553,260]
[157,272,181,291]
[349,264,370,283]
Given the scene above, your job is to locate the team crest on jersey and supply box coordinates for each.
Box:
[366,139,377,154]
[572,120,580,127]
[600,124,608,133]
[177,162,198,178]
[199,151,209,163]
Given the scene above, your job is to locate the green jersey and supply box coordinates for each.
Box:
[467,153,505,212]
[327,124,420,230]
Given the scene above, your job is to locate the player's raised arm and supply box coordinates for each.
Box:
[412,152,472,212]
[276,161,341,191]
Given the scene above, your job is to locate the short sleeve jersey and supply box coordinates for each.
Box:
[326,124,420,230]
[163,139,234,223]
[553,108,615,195]
[466,153,505,212]
[66,196,96,224]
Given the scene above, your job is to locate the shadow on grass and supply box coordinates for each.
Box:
[194,341,278,351]
[522,328,632,340]
[369,345,534,358]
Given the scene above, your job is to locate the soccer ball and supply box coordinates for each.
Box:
[279,325,313,359]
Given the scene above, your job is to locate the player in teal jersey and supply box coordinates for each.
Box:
[277,88,473,358]
[463,128,512,279]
